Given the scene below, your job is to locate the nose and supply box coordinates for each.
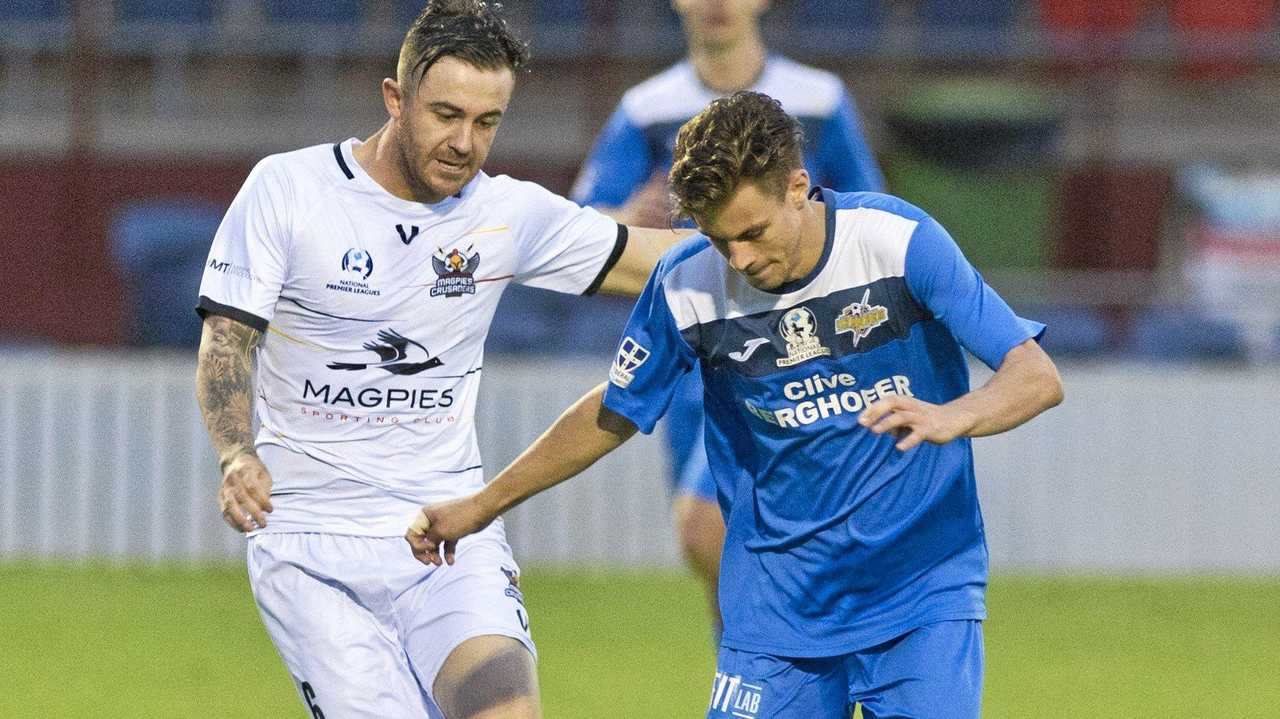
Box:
[447,123,473,157]
[727,243,759,275]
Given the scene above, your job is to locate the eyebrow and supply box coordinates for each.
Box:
[732,221,769,240]
[427,102,503,120]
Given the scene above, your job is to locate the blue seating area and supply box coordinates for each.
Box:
[111,200,224,349]
[5,1,1280,63]
[0,0,66,21]
[262,0,364,25]
[116,0,221,23]
[0,0,69,51]
[916,0,1021,57]
[1017,305,1114,356]
[1128,308,1250,362]
[782,0,886,54]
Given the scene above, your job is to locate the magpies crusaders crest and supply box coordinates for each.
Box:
[431,245,480,298]
[326,329,443,376]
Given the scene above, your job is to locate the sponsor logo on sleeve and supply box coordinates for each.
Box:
[206,258,253,281]
[775,307,831,367]
[431,245,480,297]
[834,288,889,347]
[609,337,650,389]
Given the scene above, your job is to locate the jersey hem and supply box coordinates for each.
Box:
[719,608,986,658]
[196,295,269,333]
[246,527,409,539]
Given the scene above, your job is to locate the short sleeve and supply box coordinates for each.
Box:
[904,216,1045,370]
[601,268,699,434]
[509,180,626,296]
[570,105,653,208]
[196,159,291,331]
[814,89,886,194]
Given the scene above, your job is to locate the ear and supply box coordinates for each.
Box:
[382,78,404,122]
[786,168,810,208]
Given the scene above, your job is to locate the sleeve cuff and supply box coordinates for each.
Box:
[601,383,658,435]
[582,224,629,296]
[195,295,269,333]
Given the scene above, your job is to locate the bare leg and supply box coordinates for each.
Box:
[433,634,541,719]
[673,494,726,635]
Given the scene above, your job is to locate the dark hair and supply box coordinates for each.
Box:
[398,0,530,91]
[669,91,804,222]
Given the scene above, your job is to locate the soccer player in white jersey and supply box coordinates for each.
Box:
[571,0,884,635]
[193,2,683,717]
[408,92,1063,718]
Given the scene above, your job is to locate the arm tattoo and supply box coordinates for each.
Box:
[195,316,264,471]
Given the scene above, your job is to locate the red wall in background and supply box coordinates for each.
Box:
[0,157,575,347]
[0,157,252,346]
[2,155,1165,347]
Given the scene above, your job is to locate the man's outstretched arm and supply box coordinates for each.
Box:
[594,225,692,296]
[859,338,1064,452]
[195,314,274,532]
[406,383,637,565]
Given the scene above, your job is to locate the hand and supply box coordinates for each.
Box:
[218,452,273,532]
[405,495,497,567]
[858,395,975,451]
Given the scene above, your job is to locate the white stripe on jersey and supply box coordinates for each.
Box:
[662,207,917,331]
[621,56,844,128]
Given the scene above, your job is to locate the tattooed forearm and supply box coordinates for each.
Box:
[196,315,264,472]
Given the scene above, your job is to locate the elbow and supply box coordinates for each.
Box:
[1041,363,1064,410]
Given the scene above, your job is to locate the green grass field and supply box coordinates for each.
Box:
[1,563,1277,717]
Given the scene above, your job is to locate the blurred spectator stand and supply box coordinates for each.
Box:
[885,78,1061,271]
[1171,0,1278,79]
[0,0,71,115]
[1173,163,1280,360]
[110,199,223,348]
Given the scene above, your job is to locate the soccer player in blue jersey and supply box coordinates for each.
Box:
[571,0,885,632]
[407,92,1063,718]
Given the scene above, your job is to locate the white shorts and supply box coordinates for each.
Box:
[246,523,535,718]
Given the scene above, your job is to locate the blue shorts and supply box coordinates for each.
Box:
[707,620,983,719]
[664,373,717,501]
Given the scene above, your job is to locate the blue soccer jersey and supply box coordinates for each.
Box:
[574,55,885,501]
[602,189,1045,657]
[572,55,884,210]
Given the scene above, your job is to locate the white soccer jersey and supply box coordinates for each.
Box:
[199,138,624,535]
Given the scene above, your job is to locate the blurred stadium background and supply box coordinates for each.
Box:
[2,1,1279,716]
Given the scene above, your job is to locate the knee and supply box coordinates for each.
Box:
[433,636,541,719]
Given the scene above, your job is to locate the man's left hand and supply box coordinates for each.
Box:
[858,395,976,451]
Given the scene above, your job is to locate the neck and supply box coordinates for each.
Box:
[351,123,448,204]
[688,31,767,94]
[787,197,827,284]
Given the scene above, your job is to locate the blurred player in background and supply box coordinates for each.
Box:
[571,0,885,635]
[409,92,1063,718]
[193,2,683,717]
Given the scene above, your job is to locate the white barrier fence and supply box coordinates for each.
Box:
[1,350,1277,572]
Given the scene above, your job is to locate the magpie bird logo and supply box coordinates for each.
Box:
[326,329,443,376]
